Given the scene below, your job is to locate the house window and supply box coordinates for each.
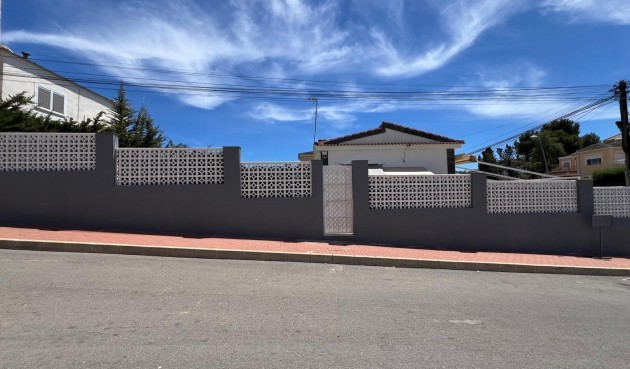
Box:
[37,86,65,115]
[562,161,570,169]
[586,158,601,166]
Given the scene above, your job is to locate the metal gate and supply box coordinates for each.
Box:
[323,165,353,235]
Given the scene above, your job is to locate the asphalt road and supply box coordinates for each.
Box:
[1,249,629,369]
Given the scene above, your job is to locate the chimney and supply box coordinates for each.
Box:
[21,51,30,59]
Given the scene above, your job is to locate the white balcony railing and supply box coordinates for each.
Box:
[612,159,625,165]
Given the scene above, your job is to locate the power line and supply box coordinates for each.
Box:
[3,53,621,150]
[462,95,608,149]
[3,53,610,91]
[466,101,613,155]
[1,70,613,103]
[465,96,616,155]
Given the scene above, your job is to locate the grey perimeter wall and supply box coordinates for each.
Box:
[1,133,628,257]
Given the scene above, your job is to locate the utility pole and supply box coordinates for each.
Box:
[309,97,318,144]
[614,81,630,186]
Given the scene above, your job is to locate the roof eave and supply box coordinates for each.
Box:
[315,121,464,146]
[1,47,112,104]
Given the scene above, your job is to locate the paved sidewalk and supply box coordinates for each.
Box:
[1,226,629,276]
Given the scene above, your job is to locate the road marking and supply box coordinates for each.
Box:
[449,319,482,325]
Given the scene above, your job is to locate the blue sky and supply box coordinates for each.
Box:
[3,0,629,161]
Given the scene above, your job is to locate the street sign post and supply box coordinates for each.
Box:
[592,215,612,259]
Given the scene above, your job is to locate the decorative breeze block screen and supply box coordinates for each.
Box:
[241,162,311,198]
[368,174,472,209]
[487,180,578,214]
[0,133,96,171]
[115,148,224,186]
[594,187,630,218]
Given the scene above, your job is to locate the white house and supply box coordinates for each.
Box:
[300,122,464,174]
[0,45,112,122]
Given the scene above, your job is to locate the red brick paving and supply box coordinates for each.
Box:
[1,226,629,269]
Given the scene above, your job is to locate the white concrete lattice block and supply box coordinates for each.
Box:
[487,180,578,214]
[240,162,311,198]
[594,187,630,218]
[0,133,96,171]
[368,174,471,209]
[115,148,224,186]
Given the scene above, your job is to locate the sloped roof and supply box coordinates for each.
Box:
[603,133,622,143]
[1,45,112,103]
[575,140,622,154]
[315,122,464,146]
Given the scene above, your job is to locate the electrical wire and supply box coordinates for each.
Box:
[2,54,611,91]
[465,97,616,155]
[3,53,623,152]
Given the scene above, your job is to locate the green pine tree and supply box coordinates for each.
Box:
[165,140,190,148]
[129,105,166,148]
[0,93,41,131]
[0,93,105,133]
[107,83,135,147]
[478,147,500,175]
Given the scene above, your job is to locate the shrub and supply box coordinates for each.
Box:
[592,166,626,186]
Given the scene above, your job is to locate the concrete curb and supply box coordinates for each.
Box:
[1,238,629,277]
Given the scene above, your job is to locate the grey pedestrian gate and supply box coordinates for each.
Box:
[323,165,353,235]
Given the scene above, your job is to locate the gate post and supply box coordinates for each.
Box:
[351,160,369,237]
[311,160,324,201]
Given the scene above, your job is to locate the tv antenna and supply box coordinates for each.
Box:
[308,96,319,144]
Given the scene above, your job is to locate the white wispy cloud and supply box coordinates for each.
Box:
[250,99,399,129]
[5,0,350,108]
[374,0,526,77]
[4,0,626,115]
[457,65,560,118]
[250,102,313,123]
[541,0,630,24]
[5,0,528,104]
[249,64,595,127]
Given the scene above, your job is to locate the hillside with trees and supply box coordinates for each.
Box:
[478,119,601,178]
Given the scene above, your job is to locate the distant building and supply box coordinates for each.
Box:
[0,45,111,122]
[551,134,625,179]
[299,121,464,174]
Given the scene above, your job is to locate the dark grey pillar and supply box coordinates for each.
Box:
[351,160,369,235]
[95,132,118,187]
[222,146,241,199]
[311,159,324,201]
[577,179,594,216]
[311,160,324,237]
[447,149,455,174]
[471,172,487,214]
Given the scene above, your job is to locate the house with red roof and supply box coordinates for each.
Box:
[299,122,464,174]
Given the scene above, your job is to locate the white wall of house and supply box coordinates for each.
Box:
[313,128,461,173]
[320,145,453,173]
[613,151,625,161]
[1,49,111,122]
